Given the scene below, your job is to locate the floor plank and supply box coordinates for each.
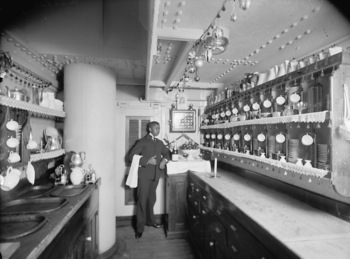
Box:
[110,226,197,259]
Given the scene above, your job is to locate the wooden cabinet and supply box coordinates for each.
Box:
[186,173,297,259]
[38,185,99,259]
[165,172,188,238]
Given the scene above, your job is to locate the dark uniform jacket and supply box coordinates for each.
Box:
[128,134,170,180]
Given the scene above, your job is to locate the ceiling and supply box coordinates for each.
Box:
[1,0,350,99]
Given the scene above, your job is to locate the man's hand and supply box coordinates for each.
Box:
[148,155,157,165]
[159,158,167,170]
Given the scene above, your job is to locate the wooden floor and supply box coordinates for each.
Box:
[110,226,197,259]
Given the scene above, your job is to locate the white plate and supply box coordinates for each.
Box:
[301,134,314,146]
[224,134,231,140]
[6,120,19,131]
[26,161,35,185]
[276,96,286,105]
[263,99,272,108]
[217,134,223,140]
[243,105,250,112]
[290,93,301,103]
[211,134,216,139]
[257,133,266,142]
[252,102,260,110]
[232,108,238,114]
[276,133,286,143]
[205,134,211,139]
[244,134,251,141]
[233,134,240,141]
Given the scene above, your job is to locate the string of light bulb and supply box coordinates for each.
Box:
[166,0,251,93]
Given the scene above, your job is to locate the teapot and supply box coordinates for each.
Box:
[45,136,62,151]
[71,152,86,167]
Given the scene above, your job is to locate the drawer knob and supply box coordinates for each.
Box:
[231,244,239,253]
[230,224,237,232]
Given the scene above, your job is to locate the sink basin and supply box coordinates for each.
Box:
[50,184,88,197]
[0,197,68,214]
[18,184,54,199]
[0,214,47,241]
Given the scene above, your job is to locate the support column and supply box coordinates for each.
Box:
[64,63,116,254]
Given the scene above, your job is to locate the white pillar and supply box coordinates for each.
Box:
[64,63,116,254]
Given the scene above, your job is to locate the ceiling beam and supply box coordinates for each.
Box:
[164,41,194,91]
[145,0,160,101]
[158,28,203,41]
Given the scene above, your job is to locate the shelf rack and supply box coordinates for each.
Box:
[0,95,65,119]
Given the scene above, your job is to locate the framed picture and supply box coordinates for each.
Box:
[170,109,196,132]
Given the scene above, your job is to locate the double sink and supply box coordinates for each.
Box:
[0,184,88,241]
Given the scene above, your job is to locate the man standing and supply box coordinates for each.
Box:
[128,121,170,239]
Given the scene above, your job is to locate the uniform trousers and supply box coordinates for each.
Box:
[136,178,159,233]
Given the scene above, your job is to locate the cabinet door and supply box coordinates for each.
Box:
[85,210,99,259]
[166,173,188,233]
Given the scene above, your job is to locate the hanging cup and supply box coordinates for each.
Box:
[6,136,20,148]
[8,151,21,163]
[6,120,19,131]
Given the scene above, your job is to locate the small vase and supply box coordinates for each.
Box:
[304,160,313,168]
[280,156,287,163]
[296,158,303,166]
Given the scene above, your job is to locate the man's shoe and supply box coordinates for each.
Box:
[152,224,163,228]
[135,232,143,239]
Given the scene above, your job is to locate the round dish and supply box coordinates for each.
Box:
[276,96,286,105]
[263,99,272,108]
[224,134,231,140]
[301,133,314,146]
[232,108,238,114]
[290,93,301,103]
[257,133,266,142]
[252,102,260,110]
[243,105,250,112]
[244,134,251,141]
[233,134,240,141]
[276,133,286,143]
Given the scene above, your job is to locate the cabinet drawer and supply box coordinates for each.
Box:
[224,210,276,259]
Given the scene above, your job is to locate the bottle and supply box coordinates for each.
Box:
[172,142,179,162]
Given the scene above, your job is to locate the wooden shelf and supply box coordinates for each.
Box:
[30,149,65,162]
[0,96,65,119]
[201,111,330,129]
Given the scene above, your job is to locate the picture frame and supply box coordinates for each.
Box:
[170,109,196,132]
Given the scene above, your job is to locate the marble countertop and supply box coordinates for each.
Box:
[0,182,98,259]
[190,169,350,259]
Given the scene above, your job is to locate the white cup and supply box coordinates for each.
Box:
[8,151,21,163]
[6,136,20,148]
[1,167,21,191]
[27,140,38,150]
[6,120,19,131]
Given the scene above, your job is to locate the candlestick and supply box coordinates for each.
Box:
[214,158,217,178]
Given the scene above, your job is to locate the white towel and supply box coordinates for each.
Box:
[126,155,142,188]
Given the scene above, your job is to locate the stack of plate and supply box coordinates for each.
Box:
[317,144,328,169]
[267,135,276,156]
[288,139,299,163]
